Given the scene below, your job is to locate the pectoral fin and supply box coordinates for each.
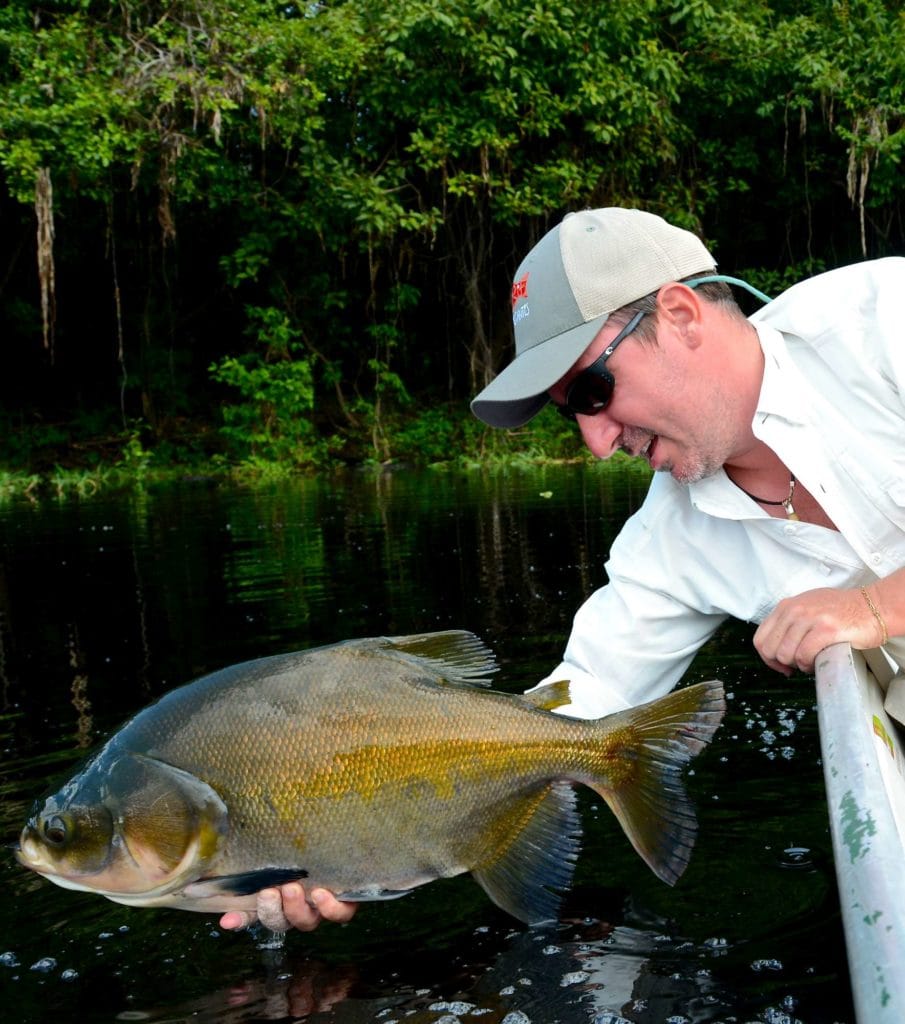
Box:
[183,867,309,899]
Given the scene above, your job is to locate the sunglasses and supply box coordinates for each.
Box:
[554,311,646,420]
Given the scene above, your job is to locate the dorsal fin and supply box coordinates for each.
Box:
[381,631,498,686]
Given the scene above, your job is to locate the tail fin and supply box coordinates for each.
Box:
[586,680,725,886]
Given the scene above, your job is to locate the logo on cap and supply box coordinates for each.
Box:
[511,273,529,308]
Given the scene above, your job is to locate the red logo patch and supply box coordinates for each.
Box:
[511,273,529,308]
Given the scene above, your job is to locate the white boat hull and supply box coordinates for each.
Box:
[815,642,905,1024]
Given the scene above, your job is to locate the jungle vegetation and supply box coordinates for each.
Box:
[1,0,903,487]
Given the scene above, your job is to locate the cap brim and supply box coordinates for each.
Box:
[470,312,608,427]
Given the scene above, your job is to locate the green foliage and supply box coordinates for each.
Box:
[1,0,905,476]
[209,305,321,467]
[117,428,154,480]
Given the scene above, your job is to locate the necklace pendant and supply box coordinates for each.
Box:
[783,498,800,521]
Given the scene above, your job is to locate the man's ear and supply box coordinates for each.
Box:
[655,283,704,348]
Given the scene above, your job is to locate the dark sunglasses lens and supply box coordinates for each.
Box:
[566,370,614,417]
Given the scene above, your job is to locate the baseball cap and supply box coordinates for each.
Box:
[470,208,717,428]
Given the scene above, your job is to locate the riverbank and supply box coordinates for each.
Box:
[0,410,653,502]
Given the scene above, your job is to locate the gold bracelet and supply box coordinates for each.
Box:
[860,586,889,646]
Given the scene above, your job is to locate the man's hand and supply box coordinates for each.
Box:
[219,884,358,933]
[753,585,887,674]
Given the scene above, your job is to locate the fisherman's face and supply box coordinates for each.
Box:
[548,315,745,484]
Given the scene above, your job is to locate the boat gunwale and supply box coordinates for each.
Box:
[815,641,905,1024]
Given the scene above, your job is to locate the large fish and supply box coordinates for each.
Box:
[17,631,725,925]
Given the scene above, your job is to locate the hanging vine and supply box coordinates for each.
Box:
[34,167,56,360]
[845,109,887,258]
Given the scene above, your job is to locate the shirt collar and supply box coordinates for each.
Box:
[750,322,809,427]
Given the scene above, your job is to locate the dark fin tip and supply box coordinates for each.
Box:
[196,867,309,897]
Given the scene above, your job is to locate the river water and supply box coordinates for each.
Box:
[0,465,853,1023]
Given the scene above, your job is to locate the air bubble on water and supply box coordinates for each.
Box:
[592,1013,632,1024]
[432,1015,461,1024]
[762,1008,801,1024]
[560,971,590,987]
[665,1016,691,1023]
[30,957,57,973]
[704,936,729,950]
[499,985,515,996]
[60,969,79,982]
[780,846,813,869]
[429,1002,475,1016]
[98,931,115,940]
[500,1013,531,1024]
[751,958,783,972]
[542,944,561,955]
[517,976,532,986]
[1,952,20,968]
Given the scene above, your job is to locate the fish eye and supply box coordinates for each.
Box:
[42,815,69,846]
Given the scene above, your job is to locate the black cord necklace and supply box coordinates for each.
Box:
[735,474,800,521]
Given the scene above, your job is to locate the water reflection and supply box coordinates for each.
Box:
[104,915,741,1024]
[0,466,853,1023]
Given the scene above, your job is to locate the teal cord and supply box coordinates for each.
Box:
[686,274,772,305]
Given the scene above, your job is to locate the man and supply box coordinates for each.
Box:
[222,206,904,932]
[471,207,903,718]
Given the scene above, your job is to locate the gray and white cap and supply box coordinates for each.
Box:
[471,208,716,428]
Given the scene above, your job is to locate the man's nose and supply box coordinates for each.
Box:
[577,411,622,458]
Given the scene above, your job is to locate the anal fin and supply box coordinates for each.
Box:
[471,782,581,926]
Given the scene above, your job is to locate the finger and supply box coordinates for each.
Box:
[219,909,257,931]
[758,654,794,676]
[310,888,357,924]
[754,607,808,668]
[257,887,293,932]
[277,883,323,931]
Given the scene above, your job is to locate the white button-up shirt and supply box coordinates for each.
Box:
[539,258,905,718]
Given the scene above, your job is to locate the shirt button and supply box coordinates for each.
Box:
[870,553,882,565]
[783,524,797,536]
